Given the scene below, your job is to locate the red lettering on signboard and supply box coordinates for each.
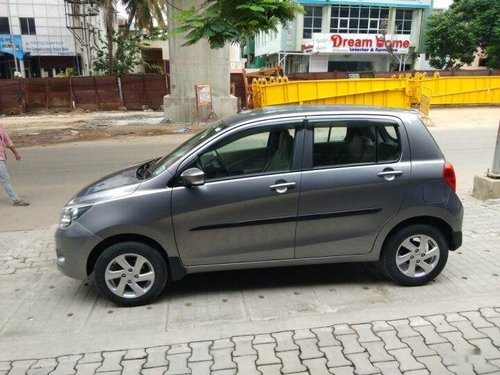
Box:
[331,34,372,48]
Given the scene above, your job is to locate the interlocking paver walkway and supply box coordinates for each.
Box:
[0,196,499,374]
[0,307,499,374]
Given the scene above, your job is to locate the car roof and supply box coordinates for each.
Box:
[223,105,418,127]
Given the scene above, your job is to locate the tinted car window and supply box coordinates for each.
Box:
[197,126,296,180]
[312,121,400,167]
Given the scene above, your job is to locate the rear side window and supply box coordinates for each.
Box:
[312,120,401,168]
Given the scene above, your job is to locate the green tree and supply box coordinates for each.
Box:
[94,29,163,75]
[425,11,476,69]
[425,0,500,69]
[175,0,303,50]
[452,0,500,68]
[121,0,167,34]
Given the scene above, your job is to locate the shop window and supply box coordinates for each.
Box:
[303,6,323,39]
[330,5,388,34]
[0,18,9,34]
[20,18,36,35]
[395,10,412,35]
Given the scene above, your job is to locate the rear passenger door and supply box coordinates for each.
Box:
[295,116,411,258]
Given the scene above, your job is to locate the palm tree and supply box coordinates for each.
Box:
[96,0,116,74]
[121,0,167,33]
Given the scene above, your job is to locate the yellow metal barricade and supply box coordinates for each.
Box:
[250,74,500,110]
[420,76,500,106]
[252,77,410,109]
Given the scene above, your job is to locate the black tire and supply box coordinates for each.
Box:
[382,224,448,286]
[94,241,168,306]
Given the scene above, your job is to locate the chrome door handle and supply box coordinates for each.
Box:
[269,182,296,193]
[377,169,403,181]
[377,170,404,177]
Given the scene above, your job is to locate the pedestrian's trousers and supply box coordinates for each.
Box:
[0,160,19,202]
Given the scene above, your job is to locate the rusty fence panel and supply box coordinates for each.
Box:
[0,74,168,114]
[0,79,22,115]
[121,75,167,110]
[21,78,72,112]
[230,73,246,108]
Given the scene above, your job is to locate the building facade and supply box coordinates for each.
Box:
[0,0,113,78]
[255,0,432,73]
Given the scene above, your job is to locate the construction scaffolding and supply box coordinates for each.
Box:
[64,0,101,75]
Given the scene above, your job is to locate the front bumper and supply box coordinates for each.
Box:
[449,231,462,251]
[55,224,101,280]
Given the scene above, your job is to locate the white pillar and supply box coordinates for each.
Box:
[19,59,25,77]
[164,0,238,123]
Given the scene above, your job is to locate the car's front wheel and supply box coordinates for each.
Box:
[382,224,448,286]
[94,242,168,306]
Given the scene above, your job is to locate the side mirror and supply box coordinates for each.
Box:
[180,168,205,187]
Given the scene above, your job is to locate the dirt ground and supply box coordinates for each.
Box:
[1,106,499,147]
[0,109,208,147]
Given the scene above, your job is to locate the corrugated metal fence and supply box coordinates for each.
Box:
[0,75,168,115]
[251,73,500,113]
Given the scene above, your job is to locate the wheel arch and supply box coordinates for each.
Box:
[379,216,454,260]
[87,234,171,278]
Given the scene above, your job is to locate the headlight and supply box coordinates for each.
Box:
[59,205,92,229]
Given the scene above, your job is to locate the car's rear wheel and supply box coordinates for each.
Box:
[382,224,448,286]
[94,242,168,306]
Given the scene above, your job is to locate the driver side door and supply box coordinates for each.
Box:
[171,122,303,266]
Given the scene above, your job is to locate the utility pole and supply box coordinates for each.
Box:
[473,121,500,199]
[486,121,500,178]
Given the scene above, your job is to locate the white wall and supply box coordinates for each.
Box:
[255,27,285,57]
[0,0,113,76]
[1,0,77,56]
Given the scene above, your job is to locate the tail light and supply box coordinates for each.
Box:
[443,162,456,192]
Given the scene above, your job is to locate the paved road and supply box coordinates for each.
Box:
[1,112,498,231]
[0,135,190,231]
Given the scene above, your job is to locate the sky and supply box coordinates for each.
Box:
[115,0,454,17]
[117,1,127,18]
[433,0,453,8]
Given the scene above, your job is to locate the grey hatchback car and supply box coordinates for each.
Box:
[55,105,463,306]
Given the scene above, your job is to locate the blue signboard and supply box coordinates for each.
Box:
[298,0,430,9]
[0,34,26,59]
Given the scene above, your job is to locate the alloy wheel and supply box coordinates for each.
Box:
[395,234,440,278]
[104,253,155,299]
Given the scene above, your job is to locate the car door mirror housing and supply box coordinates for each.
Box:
[181,168,205,187]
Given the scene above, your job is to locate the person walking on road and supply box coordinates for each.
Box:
[0,125,29,206]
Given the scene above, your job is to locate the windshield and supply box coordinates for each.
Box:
[147,121,228,177]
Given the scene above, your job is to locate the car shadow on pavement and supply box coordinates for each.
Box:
[160,262,388,301]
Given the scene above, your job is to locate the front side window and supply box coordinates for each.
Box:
[312,121,400,168]
[196,126,296,181]
[303,6,323,39]
[148,121,228,177]
[20,18,36,35]
[0,17,9,34]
